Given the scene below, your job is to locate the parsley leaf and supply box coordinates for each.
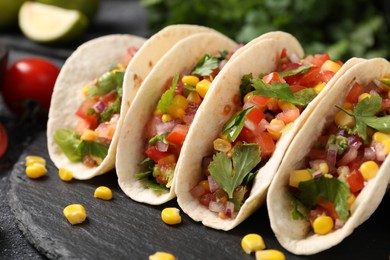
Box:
[54,129,82,162]
[192,54,219,76]
[222,106,254,142]
[148,133,168,144]
[239,73,255,101]
[157,73,179,113]
[298,176,351,222]
[278,65,311,78]
[76,141,109,160]
[209,143,261,199]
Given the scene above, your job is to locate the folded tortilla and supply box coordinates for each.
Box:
[47,25,214,180]
[116,32,237,205]
[174,37,362,231]
[267,58,390,254]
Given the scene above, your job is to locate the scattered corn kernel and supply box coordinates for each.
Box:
[312,215,334,235]
[149,252,175,260]
[244,91,254,103]
[161,114,173,122]
[181,75,199,86]
[172,94,188,110]
[186,91,202,104]
[319,162,329,174]
[196,79,211,98]
[255,249,285,260]
[161,207,181,225]
[213,138,232,153]
[314,83,326,94]
[25,155,46,166]
[289,169,312,188]
[358,93,371,103]
[241,233,265,254]
[25,164,47,179]
[94,186,113,200]
[278,100,296,111]
[58,168,73,181]
[167,104,185,119]
[63,204,87,225]
[80,129,98,141]
[372,132,390,142]
[334,110,355,128]
[359,161,379,180]
[382,139,390,155]
[321,60,341,73]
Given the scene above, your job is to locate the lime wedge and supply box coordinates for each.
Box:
[19,2,89,44]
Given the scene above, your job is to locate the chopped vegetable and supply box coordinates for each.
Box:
[94,186,113,200]
[161,207,182,225]
[63,204,87,225]
[241,233,265,254]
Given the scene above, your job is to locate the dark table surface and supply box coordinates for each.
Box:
[1,1,389,260]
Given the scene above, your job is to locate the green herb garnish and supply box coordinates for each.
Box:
[156,73,179,113]
[76,141,109,160]
[192,54,220,76]
[54,129,82,162]
[278,65,311,78]
[222,106,254,142]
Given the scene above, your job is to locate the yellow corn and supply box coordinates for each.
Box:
[372,132,390,142]
[82,85,90,96]
[58,168,73,182]
[382,139,390,155]
[25,163,47,179]
[167,104,185,119]
[172,94,188,110]
[181,75,199,86]
[25,155,46,167]
[80,129,98,141]
[63,204,87,225]
[94,186,113,200]
[321,60,341,73]
[244,91,255,103]
[161,114,173,122]
[255,249,285,260]
[154,109,163,116]
[241,233,266,254]
[312,215,334,235]
[213,138,232,153]
[161,207,182,225]
[358,93,371,103]
[319,162,329,175]
[334,110,355,128]
[158,154,176,165]
[359,161,379,180]
[267,119,285,140]
[196,79,211,98]
[149,252,175,260]
[277,100,296,111]
[341,102,353,110]
[186,91,202,105]
[347,194,356,208]
[314,83,326,94]
[289,169,312,188]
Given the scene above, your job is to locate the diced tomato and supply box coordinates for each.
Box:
[246,107,265,126]
[296,67,323,87]
[120,46,139,66]
[311,53,330,67]
[317,197,339,220]
[250,95,270,108]
[280,48,287,59]
[75,98,99,128]
[276,107,300,124]
[145,145,170,162]
[100,91,117,106]
[238,126,256,143]
[144,116,161,139]
[347,170,365,194]
[262,72,286,84]
[256,132,276,158]
[308,148,327,161]
[346,82,365,103]
[199,192,215,207]
[166,124,189,145]
[321,70,335,84]
[290,84,307,93]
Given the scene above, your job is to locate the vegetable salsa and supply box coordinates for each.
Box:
[190,50,343,219]
[55,47,138,167]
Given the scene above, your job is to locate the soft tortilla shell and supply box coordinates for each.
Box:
[116,32,237,205]
[267,58,390,255]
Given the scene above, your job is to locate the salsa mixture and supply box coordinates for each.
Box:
[289,78,390,235]
[55,47,138,167]
[190,50,343,219]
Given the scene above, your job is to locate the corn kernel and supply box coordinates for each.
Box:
[213,138,232,153]
[187,91,202,104]
[154,109,163,116]
[321,60,341,73]
[244,91,254,103]
[196,79,211,98]
[58,168,73,181]
[94,186,113,200]
[314,83,326,94]
[341,102,353,110]
[161,207,181,225]
[359,161,379,180]
[347,194,356,208]
[181,75,199,86]
[266,119,285,140]
[149,252,175,260]
[278,100,296,111]
[372,132,390,142]
[172,94,188,110]
[63,204,87,225]
[80,129,98,141]
[25,164,47,179]
[382,139,390,155]
[289,169,312,188]
[199,180,210,192]
[25,155,46,167]
[312,215,334,235]
[358,93,371,103]
[241,233,265,254]
[167,104,185,119]
[334,110,355,128]
[161,114,173,122]
[157,154,176,165]
[319,162,329,174]
[255,249,285,260]
[82,85,90,96]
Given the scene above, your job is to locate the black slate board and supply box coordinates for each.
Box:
[7,132,390,259]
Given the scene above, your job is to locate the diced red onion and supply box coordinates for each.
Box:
[338,147,358,166]
[364,146,376,161]
[334,218,345,229]
[218,59,228,70]
[312,170,323,178]
[374,142,386,161]
[290,53,301,63]
[208,176,220,193]
[156,140,169,152]
[209,201,225,213]
[156,120,176,135]
[326,144,338,171]
[224,201,235,218]
[348,136,362,148]
[94,101,106,112]
[254,119,269,136]
[244,119,256,132]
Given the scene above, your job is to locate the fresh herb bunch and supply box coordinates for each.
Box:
[141,0,390,60]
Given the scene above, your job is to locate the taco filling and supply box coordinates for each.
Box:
[288,78,390,235]
[136,50,235,192]
[54,47,139,167]
[190,51,343,219]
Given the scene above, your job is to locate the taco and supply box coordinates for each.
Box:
[174,37,362,231]
[47,25,214,180]
[115,32,238,205]
[267,58,390,254]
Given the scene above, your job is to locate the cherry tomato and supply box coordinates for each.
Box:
[0,123,8,158]
[1,58,60,118]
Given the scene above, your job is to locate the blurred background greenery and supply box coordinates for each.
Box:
[141,0,390,61]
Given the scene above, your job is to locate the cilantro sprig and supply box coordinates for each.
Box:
[156,73,179,113]
[209,143,261,199]
[191,51,227,76]
[222,106,254,142]
[278,65,311,78]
